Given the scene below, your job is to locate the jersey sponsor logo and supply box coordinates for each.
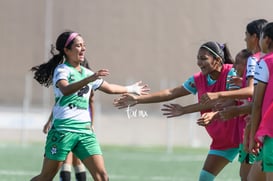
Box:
[78,85,90,97]
[68,103,87,110]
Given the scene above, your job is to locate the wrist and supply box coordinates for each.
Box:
[126,85,134,93]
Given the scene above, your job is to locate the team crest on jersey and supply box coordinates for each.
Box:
[68,74,75,82]
[51,144,57,155]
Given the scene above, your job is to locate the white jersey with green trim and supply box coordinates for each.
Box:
[52,62,103,133]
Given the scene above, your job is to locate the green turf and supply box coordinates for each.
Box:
[0,143,240,181]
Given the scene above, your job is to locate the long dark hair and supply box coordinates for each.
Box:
[31,31,78,87]
[200,41,234,64]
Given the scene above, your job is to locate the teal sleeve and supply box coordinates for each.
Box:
[182,76,197,95]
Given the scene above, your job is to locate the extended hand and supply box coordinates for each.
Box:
[95,69,110,77]
[218,106,237,120]
[197,112,217,126]
[161,103,184,118]
[127,81,150,95]
[113,93,138,109]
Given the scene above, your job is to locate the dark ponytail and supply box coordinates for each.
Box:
[31,31,76,87]
[221,43,234,64]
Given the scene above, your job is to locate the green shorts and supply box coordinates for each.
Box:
[238,144,256,164]
[45,128,102,161]
[262,136,273,172]
[255,148,263,162]
[209,147,239,162]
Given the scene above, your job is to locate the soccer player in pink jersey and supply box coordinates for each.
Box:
[249,22,273,181]
[115,41,239,181]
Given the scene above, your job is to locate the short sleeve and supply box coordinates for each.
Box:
[182,76,197,94]
[254,60,269,84]
[246,56,258,78]
[53,65,69,86]
[91,78,104,90]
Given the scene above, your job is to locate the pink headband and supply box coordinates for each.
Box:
[65,32,78,47]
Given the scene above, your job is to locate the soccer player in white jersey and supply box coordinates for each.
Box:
[30,31,149,181]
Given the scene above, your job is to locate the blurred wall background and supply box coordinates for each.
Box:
[0,0,272,148]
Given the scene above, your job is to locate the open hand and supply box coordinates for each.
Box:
[113,93,138,109]
[161,103,184,118]
[127,81,150,95]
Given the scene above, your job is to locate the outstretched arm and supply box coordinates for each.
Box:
[161,98,235,118]
[200,77,254,104]
[218,102,252,120]
[161,102,215,118]
[114,86,191,109]
[99,81,149,95]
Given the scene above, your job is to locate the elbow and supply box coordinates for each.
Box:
[60,89,73,96]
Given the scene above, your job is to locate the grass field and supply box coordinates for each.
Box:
[0,142,240,181]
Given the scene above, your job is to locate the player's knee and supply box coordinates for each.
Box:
[199,169,215,181]
[91,170,109,181]
[100,171,109,181]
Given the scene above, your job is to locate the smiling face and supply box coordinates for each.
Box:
[64,35,86,65]
[197,48,220,76]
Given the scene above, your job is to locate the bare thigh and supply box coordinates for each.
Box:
[202,154,230,176]
[63,151,73,164]
[72,153,83,166]
[82,154,108,181]
[248,161,265,181]
[266,172,273,181]
[240,162,252,181]
[30,157,63,181]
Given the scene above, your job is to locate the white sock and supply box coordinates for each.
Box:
[61,163,72,172]
[74,164,85,173]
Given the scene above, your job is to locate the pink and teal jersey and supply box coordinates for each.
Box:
[193,64,240,150]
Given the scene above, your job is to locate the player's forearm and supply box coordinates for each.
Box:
[249,104,262,140]
[238,103,252,115]
[182,102,213,114]
[136,90,176,104]
[218,86,253,100]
